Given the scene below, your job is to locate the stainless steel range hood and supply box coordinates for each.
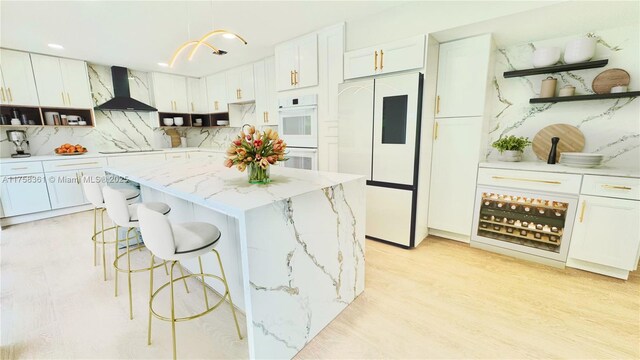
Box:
[94,66,157,112]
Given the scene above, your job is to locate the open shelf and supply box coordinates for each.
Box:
[503,59,609,78]
[1,105,95,127]
[41,107,94,127]
[0,105,42,126]
[529,91,640,104]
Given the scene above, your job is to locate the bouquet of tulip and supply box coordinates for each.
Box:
[224,125,287,184]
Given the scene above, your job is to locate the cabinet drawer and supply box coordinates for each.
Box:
[0,161,44,175]
[581,175,640,201]
[42,157,107,172]
[165,152,188,160]
[477,168,582,194]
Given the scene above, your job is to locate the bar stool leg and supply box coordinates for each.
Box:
[213,249,242,340]
[114,225,119,297]
[147,254,155,346]
[93,207,98,266]
[126,227,134,319]
[178,264,190,293]
[198,256,209,309]
[101,208,107,281]
[169,261,178,360]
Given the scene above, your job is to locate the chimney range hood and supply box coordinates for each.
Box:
[94,66,157,112]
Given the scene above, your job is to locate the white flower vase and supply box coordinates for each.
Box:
[500,150,523,162]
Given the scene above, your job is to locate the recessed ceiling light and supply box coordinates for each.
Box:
[223,33,236,39]
[48,43,64,50]
[157,62,169,67]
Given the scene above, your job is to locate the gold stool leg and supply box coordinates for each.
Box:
[169,261,178,360]
[163,261,169,276]
[147,254,155,345]
[198,256,209,309]
[126,227,134,320]
[114,225,119,297]
[178,264,190,293]
[101,208,107,281]
[213,249,242,340]
[92,207,98,266]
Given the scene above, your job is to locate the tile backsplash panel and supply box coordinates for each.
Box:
[0,64,239,157]
[488,25,640,169]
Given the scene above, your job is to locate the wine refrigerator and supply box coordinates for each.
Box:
[471,186,578,264]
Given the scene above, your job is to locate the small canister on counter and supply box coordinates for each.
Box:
[558,85,575,97]
[540,76,557,98]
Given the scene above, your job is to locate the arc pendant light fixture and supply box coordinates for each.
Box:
[168,1,247,68]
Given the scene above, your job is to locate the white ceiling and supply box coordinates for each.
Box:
[0,1,404,77]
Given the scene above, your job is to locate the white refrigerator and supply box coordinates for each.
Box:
[338,72,424,247]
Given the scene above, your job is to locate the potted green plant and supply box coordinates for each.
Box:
[492,135,532,162]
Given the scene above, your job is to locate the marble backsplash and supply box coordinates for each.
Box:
[0,64,246,157]
[487,25,640,169]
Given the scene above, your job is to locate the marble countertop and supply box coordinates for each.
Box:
[480,161,640,178]
[0,147,224,163]
[105,159,364,218]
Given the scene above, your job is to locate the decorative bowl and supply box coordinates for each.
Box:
[532,47,561,68]
[174,117,184,126]
[564,36,596,64]
[163,118,174,126]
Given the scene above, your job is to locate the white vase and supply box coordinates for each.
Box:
[564,36,597,64]
[500,150,523,162]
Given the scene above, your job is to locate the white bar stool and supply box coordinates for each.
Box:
[137,204,243,360]
[81,178,140,281]
[103,185,182,320]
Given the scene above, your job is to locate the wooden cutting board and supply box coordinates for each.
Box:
[532,124,585,162]
[592,68,630,94]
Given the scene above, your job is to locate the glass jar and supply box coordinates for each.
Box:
[247,162,271,184]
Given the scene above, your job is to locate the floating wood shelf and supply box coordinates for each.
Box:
[503,59,609,78]
[529,91,640,104]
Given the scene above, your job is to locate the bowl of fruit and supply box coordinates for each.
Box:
[55,143,88,155]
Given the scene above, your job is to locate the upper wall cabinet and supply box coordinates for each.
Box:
[226,64,255,104]
[344,35,425,80]
[435,34,493,118]
[151,72,188,113]
[205,73,228,113]
[0,49,39,106]
[31,54,92,108]
[187,77,208,113]
[254,57,278,126]
[275,33,318,91]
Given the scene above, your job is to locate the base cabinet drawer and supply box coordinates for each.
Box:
[0,161,44,176]
[0,174,52,216]
[477,168,582,194]
[580,175,640,200]
[568,195,640,271]
[42,158,107,172]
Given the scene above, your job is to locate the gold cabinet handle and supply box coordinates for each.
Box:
[579,200,586,223]
[11,167,28,170]
[290,71,294,86]
[491,176,561,185]
[293,70,298,85]
[436,95,440,115]
[56,161,100,167]
[266,111,269,123]
[191,102,194,112]
[7,88,13,102]
[601,184,632,190]
[380,49,384,70]
[434,121,439,140]
[214,100,219,111]
[374,50,378,71]
[66,92,71,105]
[0,87,5,102]
[62,91,66,105]
[238,88,242,99]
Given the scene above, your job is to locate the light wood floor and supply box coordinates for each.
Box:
[1,211,639,359]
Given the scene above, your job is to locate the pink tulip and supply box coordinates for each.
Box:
[224,158,233,168]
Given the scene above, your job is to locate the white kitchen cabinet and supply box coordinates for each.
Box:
[0,174,51,216]
[275,33,318,91]
[187,77,208,113]
[46,169,86,209]
[31,54,92,108]
[567,195,640,278]
[254,57,277,126]
[205,73,228,113]
[344,35,425,80]
[428,117,484,238]
[435,34,493,118]
[0,49,39,106]
[151,73,188,113]
[226,64,255,103]
[59,58,92,108]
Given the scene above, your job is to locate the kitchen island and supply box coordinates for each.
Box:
[105,160,365,359]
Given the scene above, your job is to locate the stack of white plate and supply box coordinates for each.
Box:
[559,152,604,168]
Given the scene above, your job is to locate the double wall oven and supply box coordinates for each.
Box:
[278,94,318,171]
